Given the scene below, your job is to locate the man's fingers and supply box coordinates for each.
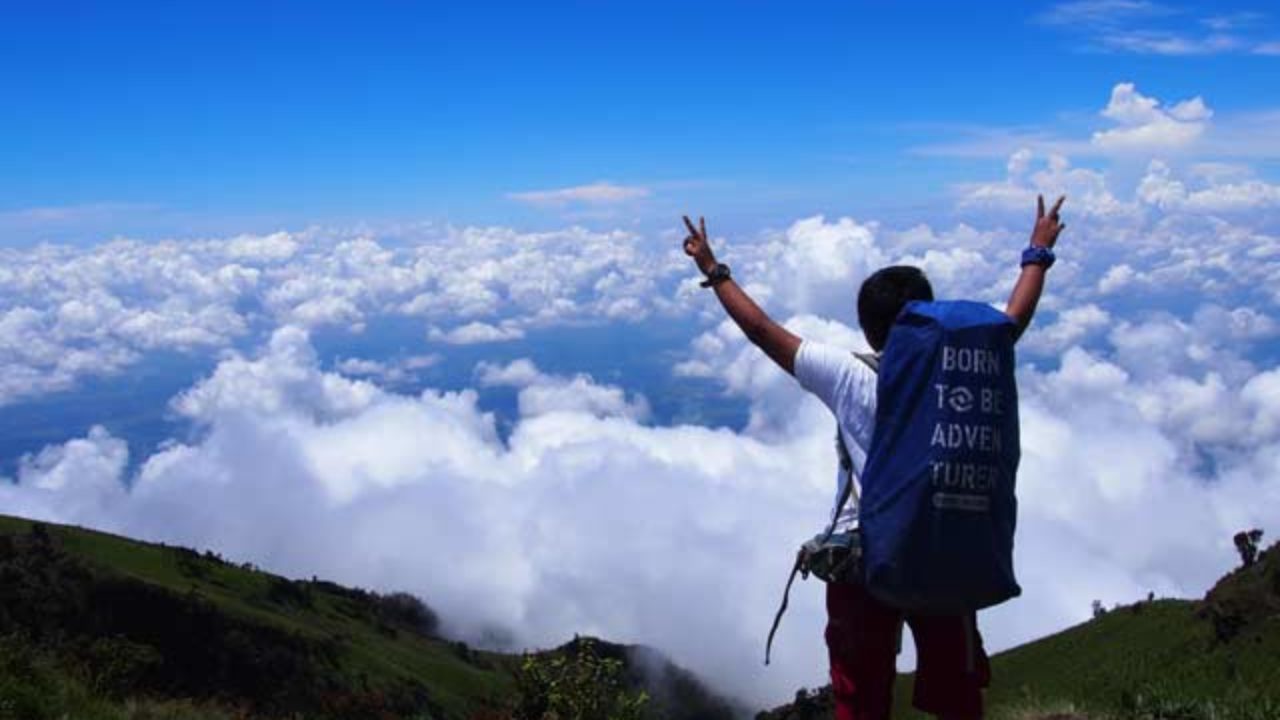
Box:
[1037,194,1045,219]
[1050,195,1066,217]
[682,215,698,237]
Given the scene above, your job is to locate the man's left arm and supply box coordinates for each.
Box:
[682,215,801,375]
[1006,195,1066,342]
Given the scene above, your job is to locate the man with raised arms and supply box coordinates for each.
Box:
[681,196,1065,720]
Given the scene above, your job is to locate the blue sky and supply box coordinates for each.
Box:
[3,1,1280,709]
[4,0,1279,239]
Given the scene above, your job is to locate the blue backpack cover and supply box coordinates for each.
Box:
[859,300,1021,613]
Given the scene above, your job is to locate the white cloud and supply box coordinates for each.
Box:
[507,182,651,207]
[958,151,1138,220]
[334,354,440,386]
[171,327,381,423]
[224,231,300,262]
[733,216,888,323]
[1097,263,1138,294]
[0,224,689,406]
[429,321,526,345]
[1092,83,1212,152]
[17,425,129,494]
[1040,2,1275,56]
[1020,304,1112,354]
[918,86,1280,161]
[1139,160,1280,212]
[1038,1,1168,28]
[477,358,651,421]
[1100,31,1243,55]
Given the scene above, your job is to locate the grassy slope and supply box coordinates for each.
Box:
[0,514,741,720]
[0,513,515,719]
[763,543,1280,720]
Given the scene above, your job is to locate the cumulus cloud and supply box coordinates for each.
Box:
[0,224,688,406]
[334,354,440,386]
[958,151,1137,220]
[1019,304,1112,354]
[919,84,1280,162]
[1138,159,1280,212]
[1092,83,1212,152]
[477,358,651,421]
[429,321,527,345]
[1097,263,1138,294]
[956,149,1280,316]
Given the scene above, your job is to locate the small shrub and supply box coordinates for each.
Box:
[82,636,163,698]
[515,639,648,720]
[375,591,439,637]
[265,578,313,609]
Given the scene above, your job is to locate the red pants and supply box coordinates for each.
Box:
[825,582,990,720]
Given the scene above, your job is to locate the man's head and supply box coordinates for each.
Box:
[857,265,934,351]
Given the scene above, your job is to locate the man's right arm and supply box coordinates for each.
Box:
[682,215,801,375]
[1005,195,1065,341]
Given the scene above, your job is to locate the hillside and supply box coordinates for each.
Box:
[0,514,741,720]
[760,542,1280,720]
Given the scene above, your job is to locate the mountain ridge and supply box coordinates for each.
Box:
[0,513,743,720]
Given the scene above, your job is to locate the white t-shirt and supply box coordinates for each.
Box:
[794,339,878,531]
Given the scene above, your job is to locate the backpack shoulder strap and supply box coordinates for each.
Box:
[832,351,878,518]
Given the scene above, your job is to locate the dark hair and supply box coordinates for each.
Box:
[857,265,933,351]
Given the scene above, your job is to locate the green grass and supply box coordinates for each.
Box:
[887,604,1280,719]
[0,513,735,720]
[973,544,1280,720]
[764,543,1280,720]
[0,513,515,719]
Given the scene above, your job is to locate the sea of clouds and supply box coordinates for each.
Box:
[2,84,1279,709]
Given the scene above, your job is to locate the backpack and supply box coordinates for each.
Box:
[859,299,1021,613]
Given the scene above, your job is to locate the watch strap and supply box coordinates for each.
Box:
[1021,245,1056,269]
[700,263,732,288]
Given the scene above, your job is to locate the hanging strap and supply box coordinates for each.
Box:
[764,351,878,666]
[764,550,804,665]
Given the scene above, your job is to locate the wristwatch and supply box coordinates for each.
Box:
[1021,245,1056,269]
[700,262,732,288]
